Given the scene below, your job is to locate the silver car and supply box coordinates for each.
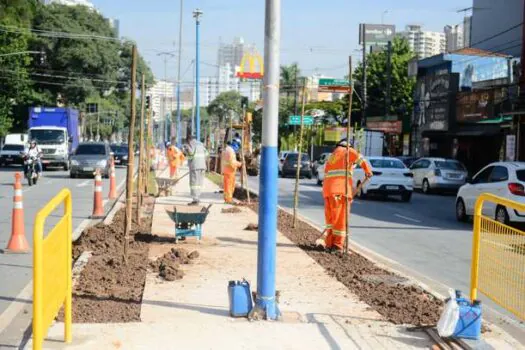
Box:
[70,142,112,178]
[409,157,468,194]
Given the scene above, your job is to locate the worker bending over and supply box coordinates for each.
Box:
[317,138,373,253]
[166,142,185,178]
[221,141,242,203]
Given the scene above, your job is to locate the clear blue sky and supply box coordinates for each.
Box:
[91,0,472,82]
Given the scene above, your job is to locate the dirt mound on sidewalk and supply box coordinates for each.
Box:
[222,207,242,214]
[240,199,443,326]
[149,248,199,281]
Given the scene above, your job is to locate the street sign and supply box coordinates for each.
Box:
[318,78,351,93]
[288,115,313,125]
[359,24,396,45]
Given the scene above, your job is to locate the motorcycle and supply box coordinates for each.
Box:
[22,153,40,186]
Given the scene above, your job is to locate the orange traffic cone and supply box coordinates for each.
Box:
[90,169,104,219]
[2,173,30,254]
[108,156,117,200]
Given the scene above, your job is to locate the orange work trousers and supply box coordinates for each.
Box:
[223,172,236,202]
[169,164,178,178]
[323,195,351,250]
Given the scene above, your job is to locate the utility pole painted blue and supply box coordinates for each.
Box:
[176,0,184,147]
[193,8,203,141]
[250,0,281,320]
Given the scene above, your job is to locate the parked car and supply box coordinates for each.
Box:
[354,157,413,202]
[0,144,25,166]
[316,162,325,185]
[278,151,290,174]
[456,162,525,224]
[312,152,331,176]
[110,144,129,166]
[410,158,467,194]
[70,142,112,178]
[396,156,419,168]
[281,152,312,178]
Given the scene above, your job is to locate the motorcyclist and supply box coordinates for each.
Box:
[24,140,43,177]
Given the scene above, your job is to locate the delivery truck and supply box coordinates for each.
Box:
[28,107,80,170]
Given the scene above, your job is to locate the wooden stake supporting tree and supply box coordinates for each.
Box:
[293,77,307,228]
[344,57,353,256]
[124,45,137,265]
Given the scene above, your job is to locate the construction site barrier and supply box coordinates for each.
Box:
[33,189,72,350]
[471,193,525,321]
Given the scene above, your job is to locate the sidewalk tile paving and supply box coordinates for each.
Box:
[25,168,522,349]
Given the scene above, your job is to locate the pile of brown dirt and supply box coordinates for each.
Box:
[238,197,443,326]
[233,187,258,201]
[60,197,156,323]
[149,248,199,281]
[221,207,242,214]
[244,223,258,231]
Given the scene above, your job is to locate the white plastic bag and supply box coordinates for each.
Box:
[437,289,460,337]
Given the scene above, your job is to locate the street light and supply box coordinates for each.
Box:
[193,8,203,141]
[176,0,184,147]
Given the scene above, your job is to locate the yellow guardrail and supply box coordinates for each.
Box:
[33,189,72,350]
[471,193,525,321]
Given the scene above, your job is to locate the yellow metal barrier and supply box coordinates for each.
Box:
[471,193,525,321]
[33,189,72,350]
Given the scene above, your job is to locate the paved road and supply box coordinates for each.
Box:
[0,164,128,316]
[243,174,525,339]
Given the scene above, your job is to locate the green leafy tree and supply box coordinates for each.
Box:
[207,91,242,127]
[354,37,415,119]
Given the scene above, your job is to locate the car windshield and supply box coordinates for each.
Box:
[286,154,309,162]
[75,144,106,155]
[435,160,465,171]
[2,144,24,151]
[29,130,65,144]
[369,159,405,169]
[111,145,128,153]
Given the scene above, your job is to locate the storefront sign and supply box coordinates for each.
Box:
[359,24,396,45]
[324,127,348,142]
[366,120,402,134]
[506,134,516,161]
[456,88,508,123]
[414,73,459,132]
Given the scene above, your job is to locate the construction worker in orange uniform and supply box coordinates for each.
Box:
[317,138,373,253]
[166,142,185,178]
[221,141,242,203]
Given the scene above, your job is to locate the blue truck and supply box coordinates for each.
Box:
[28,107,80,170]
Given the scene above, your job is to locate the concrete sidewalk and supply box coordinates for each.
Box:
[29,169,521,349]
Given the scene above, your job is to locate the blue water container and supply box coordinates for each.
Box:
[454,299,482,340]
[228,280,253,317]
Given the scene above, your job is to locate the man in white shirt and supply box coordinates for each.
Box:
[24,140,43,176]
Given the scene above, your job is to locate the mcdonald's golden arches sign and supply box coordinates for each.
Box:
[236,51,264,79]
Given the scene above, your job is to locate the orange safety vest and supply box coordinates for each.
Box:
[167,146,184,167]
[221,146,241,175]
[322,146,371,198]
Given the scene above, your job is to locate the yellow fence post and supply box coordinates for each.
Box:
[470,195,483,302]
[32,189,72,350]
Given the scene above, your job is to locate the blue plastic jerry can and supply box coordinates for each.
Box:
[453,299,482,340]
[228,279,253,317]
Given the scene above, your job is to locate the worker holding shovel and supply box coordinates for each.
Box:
[316,138,373,253]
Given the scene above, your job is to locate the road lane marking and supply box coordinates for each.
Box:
[394,214,421,223]
[77,180,91,188]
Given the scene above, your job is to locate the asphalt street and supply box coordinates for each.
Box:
[244,174,525,338]
[0,164,128,316]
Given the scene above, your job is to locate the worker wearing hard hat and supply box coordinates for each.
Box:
[316,138,373,253]
[221,141,242,203]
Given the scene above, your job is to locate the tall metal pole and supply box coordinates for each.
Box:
[176,0,184,147]
[124,45,137,265]
[250,0,281,321]
[193,8,203,141]
[362,41,367,126]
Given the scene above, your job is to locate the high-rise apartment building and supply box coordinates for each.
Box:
[217,37,254,72]
[398,25,446,59]
[463,16,472,48]
[444,24,464,52]
[147,80,175,120]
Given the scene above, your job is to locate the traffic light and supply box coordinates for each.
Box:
[146,95,151,110]
[241,96,249,108]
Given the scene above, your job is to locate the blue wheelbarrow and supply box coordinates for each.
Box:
[166,204,212,242]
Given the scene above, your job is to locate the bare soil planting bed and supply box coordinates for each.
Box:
[235,189,443,326]
[60,195,196,323]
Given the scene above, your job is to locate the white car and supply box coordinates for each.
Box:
[354,157,414,202]
[316,162,325,185]
[313,152,331,175]
[456,162,525,224]
[410,158,468,194]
